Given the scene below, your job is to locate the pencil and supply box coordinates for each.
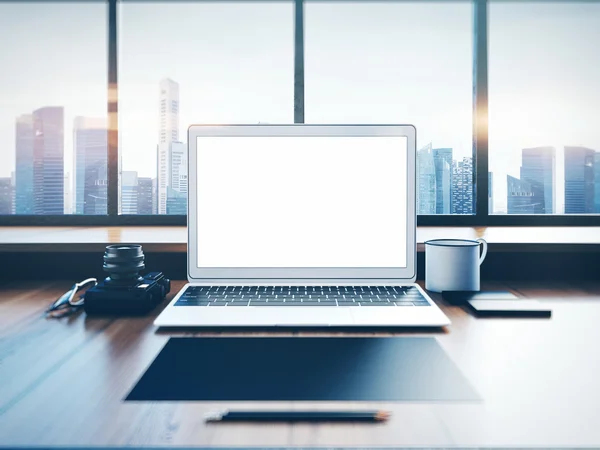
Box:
[205,410,390,423]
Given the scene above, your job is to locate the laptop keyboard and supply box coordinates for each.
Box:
[174,286,430,307]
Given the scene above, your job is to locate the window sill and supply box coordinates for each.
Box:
[0,226,598,253]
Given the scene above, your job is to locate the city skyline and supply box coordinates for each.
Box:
[2,2,600,215]
[7,77,189,216]
[4,83,600,216]
[4,93,600,216]
[416,143,474,215]
[506,145,600,215]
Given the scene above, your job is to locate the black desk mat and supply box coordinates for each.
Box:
[126,337,479,402]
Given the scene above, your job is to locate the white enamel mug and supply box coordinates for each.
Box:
[424,238,488,293]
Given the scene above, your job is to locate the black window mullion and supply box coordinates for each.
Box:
[294,0,305,123]
[107,0,119,216]
[473,0,488,220]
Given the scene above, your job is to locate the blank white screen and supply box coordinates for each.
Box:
[196,136,407,268]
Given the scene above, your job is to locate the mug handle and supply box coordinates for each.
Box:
[476,238,488,265]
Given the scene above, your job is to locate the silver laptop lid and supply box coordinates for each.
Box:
[187,124,416,283]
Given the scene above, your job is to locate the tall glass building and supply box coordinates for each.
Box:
[520,146,555,214]
[595,153,600,213]
[15,114,34,214]
[488,172,494,214]
[417,143,436,214]
[0,178,12,215]
[451,157,473,214]
[74,117,107,215]
[157,78,180,214]
[121,171,139,214]
[507,174,536,214]
[432,148,453,214]
[137,177,154,215]
[32,107,64,215]
[564,146,596,214]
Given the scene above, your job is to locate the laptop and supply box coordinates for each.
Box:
[154,124,450,327]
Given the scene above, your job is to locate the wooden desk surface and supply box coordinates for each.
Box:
[1,280,600,447]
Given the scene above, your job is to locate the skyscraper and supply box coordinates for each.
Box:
[64,173,72,215]
[10,172,15,214]
[74,117,107,215]
[451,157,473,214]
[118,136,123,214]
[15,114,34,214]
[152,178,158,215]
[564,146,596,214]
[417,143,436,214]
[432,148,453,214]
[0,177,13,215]
[520,146,555,214]
[166,141,188,215]
[166,187,187,215]
[32,107,64,215]
[121,171,138,215]
[157,78,180,214]
[169,142,187,194]
[595,153,600,213]
[507,175,536,214]
[138,177,153,215]
[488,172,494,214]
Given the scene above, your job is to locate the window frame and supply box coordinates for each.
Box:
[1,0,599,227]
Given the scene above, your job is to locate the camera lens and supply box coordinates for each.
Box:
[103,244,145,283]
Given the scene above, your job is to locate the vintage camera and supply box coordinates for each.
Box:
[84,245,171,315]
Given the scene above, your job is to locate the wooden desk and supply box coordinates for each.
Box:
[1,280,600,447]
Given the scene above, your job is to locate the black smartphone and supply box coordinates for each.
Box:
[442,290,518,305]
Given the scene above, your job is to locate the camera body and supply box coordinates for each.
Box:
[84,272,171,315]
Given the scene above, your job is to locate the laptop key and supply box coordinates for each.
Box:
[359,302,391,306]
[293,302,328,306]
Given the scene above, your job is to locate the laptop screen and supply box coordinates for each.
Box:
[196,135,408,269]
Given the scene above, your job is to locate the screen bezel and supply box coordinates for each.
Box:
[187,124,416,283]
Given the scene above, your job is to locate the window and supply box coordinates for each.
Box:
[489,1,600,215]
[0,2,107,215]
[118,1,294,215]
[2,0,600,226]
[305,1,474,215]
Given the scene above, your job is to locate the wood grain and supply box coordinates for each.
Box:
[1,280,600,447]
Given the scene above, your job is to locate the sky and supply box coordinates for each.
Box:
[1,1,599,214]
